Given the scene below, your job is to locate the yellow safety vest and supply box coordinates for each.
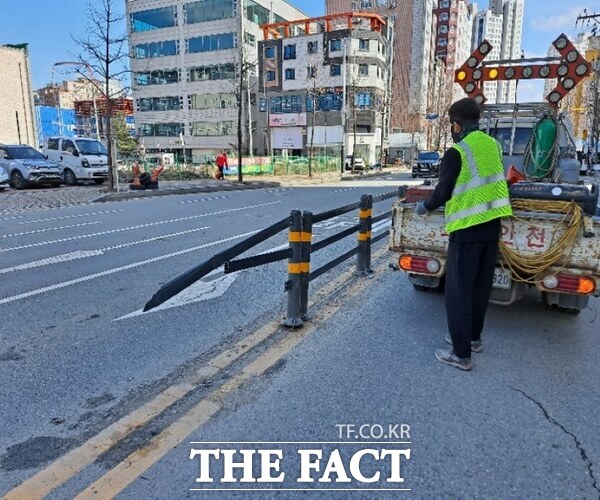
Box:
[445,131,512,233]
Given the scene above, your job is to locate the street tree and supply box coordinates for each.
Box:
[112,113,137,156]
[72,0,128,191]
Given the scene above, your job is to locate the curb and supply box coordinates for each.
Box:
[340,169,399,181]
[92,181,282,203]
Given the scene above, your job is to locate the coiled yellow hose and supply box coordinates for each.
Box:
[499,199,583,283]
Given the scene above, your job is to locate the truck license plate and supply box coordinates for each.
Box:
[492,268,511,289]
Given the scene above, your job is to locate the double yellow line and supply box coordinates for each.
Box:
[5,249,387,500]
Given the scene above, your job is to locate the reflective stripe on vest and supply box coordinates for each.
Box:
[445,131,512,233]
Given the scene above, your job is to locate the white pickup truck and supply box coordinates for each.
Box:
[389,103,600,313]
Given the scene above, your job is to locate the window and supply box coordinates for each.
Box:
[62,140,76,153]
[131,7,177,32]
[315,92,342,111]
[307,41,318,53]
[47,138,59,150]
[330,64,341,76]
[135,69,179,86]
[436,50,447,59]
[134,40,178,59]
[188,63,236,82]
[259,98,267,112]
[284,44,296,59]
[265,46,276,58]
[137,96,181,112]
[358,64,369,76]
[266,70,276,81]
[189,93,236,110]
[270,95,302,113]
[358,39,369,51]
[190,121,236,136]
[360,0,372,7]
[440,0,449,6]
[440,12,449,21]
[437,38,448,46]
[246,0,274,26]
[185,0,234,24]
[307,65,316,78]
[245,32,256,46]
[285,68,295,80]
[139,123,183,137]
[187,33,236,53]
[438,25,448,34]
[355,92,372,107]
[330,39,342,51]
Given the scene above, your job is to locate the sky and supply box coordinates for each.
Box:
[0,0,594,101]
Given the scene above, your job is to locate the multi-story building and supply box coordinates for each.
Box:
[471,5,503,103]
[471,0,523,103]
[35,78,124,110]
[256,12,392,164]
[0,44,36,147]
[126,0,306,163]
[326,0,436,133]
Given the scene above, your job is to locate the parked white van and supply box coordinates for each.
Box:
[45,137,109,185]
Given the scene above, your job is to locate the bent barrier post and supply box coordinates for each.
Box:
[143,191,397,326]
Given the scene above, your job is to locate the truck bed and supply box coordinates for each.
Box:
[389,201,600,306]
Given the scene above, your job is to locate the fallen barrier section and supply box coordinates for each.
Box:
[143,191,397,326]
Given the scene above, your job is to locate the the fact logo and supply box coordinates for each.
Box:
[189,424,411,491]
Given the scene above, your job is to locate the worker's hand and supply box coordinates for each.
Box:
[415,201,429,216]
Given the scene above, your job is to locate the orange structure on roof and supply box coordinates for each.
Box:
[261,12,386,40]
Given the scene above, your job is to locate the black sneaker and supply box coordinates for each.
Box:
[435,348,472,371]
[445,334,483,353]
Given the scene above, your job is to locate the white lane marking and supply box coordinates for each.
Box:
[115,241,289,320]
[179,195,231,204]
[330,187,358,193]
[0,221,102,239]
[313,215,354,231]
[14,209,124,225]
[0,230,260,307]
[0,201,280,253]
[0,227,211,275]
[115,269,238,320]
[372,219,391,233]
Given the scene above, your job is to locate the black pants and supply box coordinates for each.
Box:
[445,239,498,358]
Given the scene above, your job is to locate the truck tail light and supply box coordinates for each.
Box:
[399,254,441,274]
[542,274,596,295]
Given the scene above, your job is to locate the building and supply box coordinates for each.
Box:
[35,106,77,147]
[0,44,36,147]
[35,78,124,110]
[126,0,306,163]
[471,0,523,103]
[256,12,392,164]
[471,6,503,102]
[326,0,437,133]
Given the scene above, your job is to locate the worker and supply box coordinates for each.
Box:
[415,98,513,371]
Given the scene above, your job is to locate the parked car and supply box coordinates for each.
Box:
[0,144,62,189]
[412,151,441,178]
[344,155,367,171]
[44,137,109,185]
[0,165,8,191]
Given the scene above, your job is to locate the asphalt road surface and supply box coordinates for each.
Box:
[1,173,599,499]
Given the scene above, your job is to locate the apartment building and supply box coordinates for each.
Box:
[126,0,306,162]
[326,0,434,133]
[471,6,503,103]
[35,78,124,109]
[256,12,392,164]
[0,44,36,147]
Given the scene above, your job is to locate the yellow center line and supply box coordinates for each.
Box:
[74,250,386,499]
[4,257,369,499]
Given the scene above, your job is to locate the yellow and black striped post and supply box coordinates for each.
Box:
[299,211,313,320]
[356,194,373,275]
[283,210,303,327]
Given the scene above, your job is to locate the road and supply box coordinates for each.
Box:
[1,173,599,499]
